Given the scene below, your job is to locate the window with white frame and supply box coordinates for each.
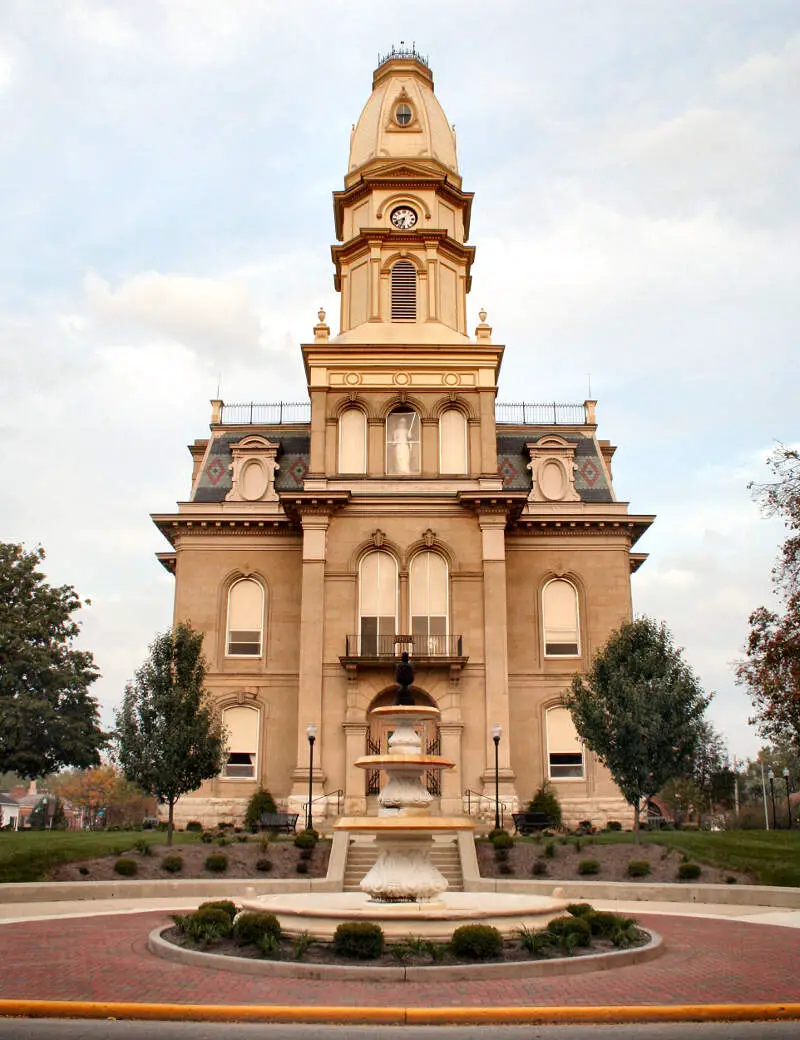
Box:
[226,578,264,656]
[338,408,367,474]
[542,578,580,656]
[359,551,398,655]
[386,409,421,475]
[390,260,417,321]
[546,706,584,779]
[439,409,467,474]
[222,705,259,779]
[410,552,448,654]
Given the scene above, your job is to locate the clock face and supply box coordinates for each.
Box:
[390,206,418,230]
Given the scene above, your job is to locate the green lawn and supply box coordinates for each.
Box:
[0,830,202,883]
[590,829,800,887]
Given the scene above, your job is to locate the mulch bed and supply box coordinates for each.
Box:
[476,837,753,884]
[47,836,331,882]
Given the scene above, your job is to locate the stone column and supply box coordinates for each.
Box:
[289,508,330,814]
[343,722,368,816]
[439,721,464,816]
[477,509,517,811]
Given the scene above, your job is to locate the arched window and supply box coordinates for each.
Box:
[359,551,397,656]
[439,409,467,474]
[410,552,448,655]
[386,408,420,475]
[542,578,580,657]
[391,260,417,321]
[222,705,259,779]
[226,578,264,657]
[546,706,584,779]
[338,408,367,474]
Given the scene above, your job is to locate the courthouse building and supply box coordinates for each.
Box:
[153,49,653,828]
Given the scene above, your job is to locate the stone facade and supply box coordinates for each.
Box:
[153,52,653,831]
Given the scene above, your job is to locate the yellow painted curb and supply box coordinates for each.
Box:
[1,1000,800,1024]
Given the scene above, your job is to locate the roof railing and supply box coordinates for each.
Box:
[213,401,596,427]
[377,43,429,69]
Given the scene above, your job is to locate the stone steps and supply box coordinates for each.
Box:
[343,844,463,892]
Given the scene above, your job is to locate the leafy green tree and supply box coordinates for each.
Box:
[115,624,225,844]
[0,543,104,778]
[565,617,710,840]
[738,445,800,750]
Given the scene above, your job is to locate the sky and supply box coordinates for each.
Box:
[2,1,798,760]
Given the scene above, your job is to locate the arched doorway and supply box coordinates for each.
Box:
[366,687,441,800]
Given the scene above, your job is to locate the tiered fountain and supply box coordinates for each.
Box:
[241,656,567,939]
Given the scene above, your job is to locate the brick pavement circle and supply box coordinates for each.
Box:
[0,910,798,1007]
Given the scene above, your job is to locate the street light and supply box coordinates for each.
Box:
[306,724,317,832]
[784,767,792,829]
[768,768,777,830]
[492,724,502,831]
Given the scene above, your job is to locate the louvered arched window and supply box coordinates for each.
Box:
[338,408,367,474]
[542,578,580,657]
[546,706,584,779]
[359,551,398,656]
[226,578,264,656]
[410,552,448,655]
[439,409,468,474]
[391,260,417,322]
[222,705,260,779]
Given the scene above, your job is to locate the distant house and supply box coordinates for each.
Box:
[0,793,20,830]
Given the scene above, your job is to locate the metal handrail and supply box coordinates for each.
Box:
[220,401,310,425]
[345,634,463,658]
[495,402,586,425]
[463,788,510,826]
[301,789,343,817]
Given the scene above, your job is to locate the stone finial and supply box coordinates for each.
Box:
[314,307,330,343]
[210,398,223,425]
[584,399,597,425]
[475,307,492,344]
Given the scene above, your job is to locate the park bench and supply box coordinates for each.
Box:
[258,811,299,833]
[511,811,552,835]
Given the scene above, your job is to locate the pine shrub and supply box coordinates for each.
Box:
[244,789,277,831]
[450,924,503,960]
[527,782,562,828]
[333,922,384,960]
[232,912,281,947]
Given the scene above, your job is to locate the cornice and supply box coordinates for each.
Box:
[152,513,299,547]
[333,171,473,240]
[457,491,529,521]
[279,490,351,522]
[331,229,476,290]
[511,514,655,547]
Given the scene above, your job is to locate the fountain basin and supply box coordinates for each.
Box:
[238,890,570,941]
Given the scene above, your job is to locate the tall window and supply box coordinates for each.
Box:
[359,551,397,655]
[226,578,264,656]
[546,706,584,779]
[338,408,367,474]
[386,409,421,475]
[222,705,259,779]
[391,260,416,321]
[410,552,448,655]
[542,578,580,657]
[439,409,467,474]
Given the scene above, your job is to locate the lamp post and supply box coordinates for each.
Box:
[768,768,777,830]
[784,768,792,829]
[306,724,317,832]
[492,724,502,831]
[41,797,48,831]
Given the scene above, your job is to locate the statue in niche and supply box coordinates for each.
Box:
[387,411,419,475]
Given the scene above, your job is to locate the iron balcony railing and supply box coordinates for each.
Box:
[495,402,587,425]
[345,634,464,658]
[377,43,429,68]
[220,401,311,425]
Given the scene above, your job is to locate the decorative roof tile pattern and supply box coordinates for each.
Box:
[193,432,311,503]
[496,434,613,503]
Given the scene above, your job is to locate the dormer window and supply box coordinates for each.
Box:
[395,102,412,126]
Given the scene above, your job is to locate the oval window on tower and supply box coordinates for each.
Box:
[395,102,412,126]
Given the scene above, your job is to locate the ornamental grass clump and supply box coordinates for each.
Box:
[175,907,232,945]
[333,922,384,960]
[450,924,503,961]
[232,912,281,947]
[113,857,137,877]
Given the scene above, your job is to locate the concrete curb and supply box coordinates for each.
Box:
[147,924,663,981]
[1,999,799,1024]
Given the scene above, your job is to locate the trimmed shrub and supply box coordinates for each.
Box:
[678,862,702,881]
[180,907,232,944]
[204,854,229,874]
[578,859,600,876]
[531,859,548,876]
[527,782,562,829]
[256,858,273,872]
[544,841,556,859]
[244,789,278,830]
[217,821,234,831]
[294,829,318,850]
[491,831,514,851]
[566,903,594,918]
[186,821,203,832]
[236,835,248,843]
[498,861,514,875]
[450,924,503,960]
[626,860,651,878]
[546,915,591,947]
[133,838,152,856]
[487,827,507,842]
[200,832,214,844]
[216,836,230,847]
[606,820,622,831]
[113,857,138,877]
[78,866,90,876]
[198,900,237,920]
[583,910,635,939]
[494,847,509,862]
[233,912,281,947]
[299,847,313,861]
[296,861,309,874]
[726,875,738,884]
[333,922,384,960]
[162,855,184,874]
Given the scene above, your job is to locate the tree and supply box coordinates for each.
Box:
[51,764,120,828]
[564,617,711,840]
[115,624,225,844]
[737,445,800,750]
[0,543,105,778]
